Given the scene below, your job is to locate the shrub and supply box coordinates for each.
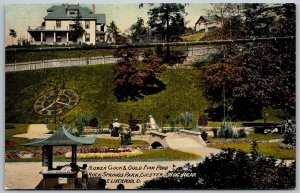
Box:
[282,124,296,147]
[121,132,132,145]
[139,148,295,189]
[237,128,247,138]
[218,123,233,138]
[177,112,194,129]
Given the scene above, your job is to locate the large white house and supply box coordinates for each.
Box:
[194,15,222,33]
[28,4,106,45]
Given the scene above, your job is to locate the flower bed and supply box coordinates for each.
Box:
[65,150,143,159]
[5,146,146,159]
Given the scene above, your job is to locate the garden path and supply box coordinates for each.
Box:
[165,133,222,157]
[13,124,50,139]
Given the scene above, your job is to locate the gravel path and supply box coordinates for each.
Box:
[13,124,50,139]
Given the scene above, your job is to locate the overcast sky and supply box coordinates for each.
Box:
[5,3,212,45]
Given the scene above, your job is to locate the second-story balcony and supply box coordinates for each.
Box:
[28,26,71,32]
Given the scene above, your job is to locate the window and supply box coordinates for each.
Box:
[69,10,77,15]
[85,21,90,29]
[56,20,61,28]
[85,33,90,42]
[100,25,104,32]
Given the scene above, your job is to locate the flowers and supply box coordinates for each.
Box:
[66,150,143,159]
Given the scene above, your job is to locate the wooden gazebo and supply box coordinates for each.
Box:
[24,125,95,189]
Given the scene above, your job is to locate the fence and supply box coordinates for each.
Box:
[5,47,217,72]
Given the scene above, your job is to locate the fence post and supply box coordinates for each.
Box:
[103,56,105,64]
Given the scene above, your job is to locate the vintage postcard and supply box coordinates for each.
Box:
[5,3,296,190]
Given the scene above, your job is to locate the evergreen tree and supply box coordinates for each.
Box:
[69,13,86,43]
[143,3,187,63]
[106,21,120,42]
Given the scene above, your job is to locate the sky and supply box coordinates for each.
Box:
[5,3,211,45]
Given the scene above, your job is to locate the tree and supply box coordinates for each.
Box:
[129,17,148,43]
[242,4,275,38]
[69,13,86,43]
[142,3,187,63]
[9,29,17,45]
[113,48,166,101]
[207,4,243,39]
[202,4,295,120]
[106,21,121,43]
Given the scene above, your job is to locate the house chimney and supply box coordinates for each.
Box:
[92,4,95,14]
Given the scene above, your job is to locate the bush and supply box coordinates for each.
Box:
[218,123,233,138]
[121,132,132,145]
[139,147,296,189]
[177,112,194,129]
[282,124,296,147]
[237,128,247,138]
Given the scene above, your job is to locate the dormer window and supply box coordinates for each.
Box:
[68,10,78,15]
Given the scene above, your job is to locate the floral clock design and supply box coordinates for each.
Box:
[33,89,80,116]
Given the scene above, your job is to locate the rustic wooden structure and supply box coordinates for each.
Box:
[24,125,95,189]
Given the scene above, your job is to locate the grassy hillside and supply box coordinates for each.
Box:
[6,49,114,64]
[6,64,208,126]
[182,32,205,41]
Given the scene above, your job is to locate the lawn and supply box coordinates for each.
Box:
[6,64,208,126]
[6,49,115,64]
[208,142,295,160]
[207,132,282,142]
[247,132,282,141]
[182,32,206,41]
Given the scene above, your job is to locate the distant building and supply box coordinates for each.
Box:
[28,4,106,45]
[194,15,222,33]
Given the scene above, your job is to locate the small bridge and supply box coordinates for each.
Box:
[148,130,221,157]
[148,129,207,149]
[148,131,169,149]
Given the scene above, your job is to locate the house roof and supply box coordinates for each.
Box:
[23,125,96,146]
[195,15,221,25]
[44,4,106,23]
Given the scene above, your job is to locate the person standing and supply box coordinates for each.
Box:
[80,164,88,189]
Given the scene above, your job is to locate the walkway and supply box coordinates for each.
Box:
[165,133,221,157]
[13,124,50,139]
